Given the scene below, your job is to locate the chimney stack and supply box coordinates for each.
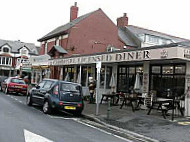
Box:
[70,2,78,22]
[117,13,128,27]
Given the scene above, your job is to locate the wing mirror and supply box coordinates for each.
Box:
[36,85,40,89]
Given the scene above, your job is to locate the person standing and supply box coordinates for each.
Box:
[88,77,96,104]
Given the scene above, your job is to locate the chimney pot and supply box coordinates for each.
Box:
[70,2,78,22]
[117,13,128,27]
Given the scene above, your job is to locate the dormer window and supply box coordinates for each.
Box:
[3,47,9,53]
[45,42,48,54]
[146,35,159,44]
[21,49,27,55]
[55,39,59,46]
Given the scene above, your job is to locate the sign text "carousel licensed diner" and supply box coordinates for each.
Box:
[49,50,150,66]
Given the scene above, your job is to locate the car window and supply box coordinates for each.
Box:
[43,81,53,89]
[11,78,25,84]
[60,83,81,92]
[53,85,59,95]
[38,81,46,88]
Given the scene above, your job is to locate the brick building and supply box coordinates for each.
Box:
[38,2,135,79]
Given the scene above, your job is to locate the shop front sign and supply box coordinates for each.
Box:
[49,50,151,66]
[184,49,190,59]
[49,46,190,66]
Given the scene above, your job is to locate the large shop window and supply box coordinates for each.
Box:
[150,64,185,98]
[117,66,143,93]
[64,67,74,82]
[80,66,91,86]
[100,66,112,89]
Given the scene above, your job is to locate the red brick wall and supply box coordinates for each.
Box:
[47,41,55,53]
[65,9,124,56]
[39,9,125,56]
[39,43,45,55]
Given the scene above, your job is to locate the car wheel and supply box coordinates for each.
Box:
[5,87,9,95]
[43,101,52,114]
[26,95,33,106]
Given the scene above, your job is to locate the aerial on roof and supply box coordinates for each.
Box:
[38,9,100,42]
[0,39,38,55]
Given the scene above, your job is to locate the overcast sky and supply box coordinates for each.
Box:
[0,0,189,46]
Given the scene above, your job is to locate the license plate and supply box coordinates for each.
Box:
[64,106,76,110]
[15,86,22,88]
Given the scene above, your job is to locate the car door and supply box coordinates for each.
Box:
[32,80,46,105]
[38,81,54,105]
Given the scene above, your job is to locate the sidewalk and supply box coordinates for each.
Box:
[82,101,190,142]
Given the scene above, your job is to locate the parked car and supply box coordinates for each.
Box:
[1,77,28,95]
[0,76,8,91]
[26,79,84,115]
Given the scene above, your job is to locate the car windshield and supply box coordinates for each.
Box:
[60,83,80,92]
[11,78,25,84]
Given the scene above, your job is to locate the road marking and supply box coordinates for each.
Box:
[47,114,78,121]
[76,120,133,142]
[178,121,190,125]
[24,129,54,142]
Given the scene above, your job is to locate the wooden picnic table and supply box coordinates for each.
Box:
[100,93,119,105]
[147,97,184,120]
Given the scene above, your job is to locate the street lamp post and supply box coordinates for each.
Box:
[96,61,101,115]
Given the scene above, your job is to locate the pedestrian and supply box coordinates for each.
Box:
[88,77,96,104]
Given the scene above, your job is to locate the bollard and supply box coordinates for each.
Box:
[107,98,111,119]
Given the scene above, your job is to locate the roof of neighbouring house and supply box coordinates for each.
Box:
[118,27,138,47]
[126,25,190,43]
[0,39,39,55]
[38,9,100,42]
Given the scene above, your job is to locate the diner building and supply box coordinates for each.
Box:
[49,42,190,116]
[37,2,190,116]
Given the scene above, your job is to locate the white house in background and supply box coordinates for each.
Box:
[0,39,39,77]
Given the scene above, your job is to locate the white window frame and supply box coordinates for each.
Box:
[45,42,48,54]
[1,45,11,53]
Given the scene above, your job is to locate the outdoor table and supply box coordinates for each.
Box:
[147,97,184,120]
[120,93,140,112]
[100,93,118,105]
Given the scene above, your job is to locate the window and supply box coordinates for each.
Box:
[117,66,143,93]
[21,49,27,55]
[43,81,53,89]
[11,78,25,84]
[105,67,112,89]
[152,66,161,74]
[147,35,159,43]
[6,58,9,65]
[45,42,48,54]
[60,83,81,92]
[150,64,185,98]
[38,81,46,88]
[2,57,5,64]
[53,85,59,95]
[55,39,59,46]
[3,48,9,53]
[175,65,185,74]
[100,67,105,88]
[162,66,173,74]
